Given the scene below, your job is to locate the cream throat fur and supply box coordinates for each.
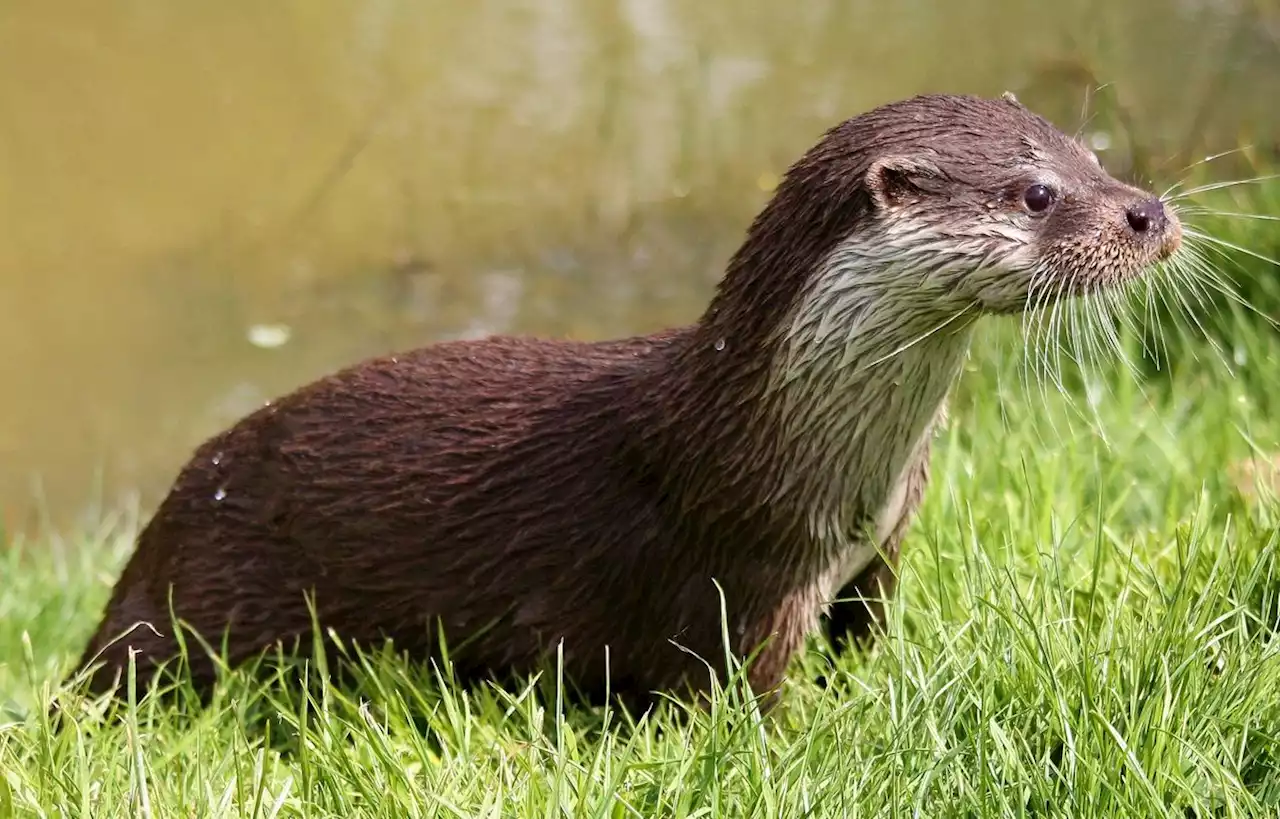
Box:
[767,235,980,598]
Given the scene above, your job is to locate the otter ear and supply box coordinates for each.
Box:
[866,156,946,209]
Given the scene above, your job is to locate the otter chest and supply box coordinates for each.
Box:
[816,423,930,602]
[772,272,972,604]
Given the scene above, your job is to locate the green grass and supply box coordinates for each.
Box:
[5,211,1280,817]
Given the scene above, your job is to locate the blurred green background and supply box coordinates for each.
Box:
[2,0,1278,532]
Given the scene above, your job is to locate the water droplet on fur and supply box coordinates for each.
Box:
[391,356,399,364]
[714,338,726,351]
[211,452,223,466]
[213,488,227,502]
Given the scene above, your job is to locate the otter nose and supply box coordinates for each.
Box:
[1125,198,1167,234]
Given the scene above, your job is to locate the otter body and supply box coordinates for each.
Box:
[81,330,921,704]
[70,94,1182,707]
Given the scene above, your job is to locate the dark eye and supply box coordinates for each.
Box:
[1023,184,1056,213]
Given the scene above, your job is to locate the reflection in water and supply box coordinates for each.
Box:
[0,0,1277,531]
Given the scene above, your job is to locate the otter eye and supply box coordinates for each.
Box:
[1023,184,1056,214]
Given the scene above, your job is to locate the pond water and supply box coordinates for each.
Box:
[2,0,1278,531]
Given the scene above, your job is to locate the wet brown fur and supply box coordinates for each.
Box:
[67,94,1180,711]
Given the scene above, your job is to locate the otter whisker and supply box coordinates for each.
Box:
[1047,269,1080,405]
[1153,252,1209,363]
[1074,294,1102,385]
[1189,252,1265,321]
[1098,284,1140,377]
[1075,292,1101,375]
[1155,256,1194,367]
[1077,282,1122,402]
[1092,289,1124,367]
[1034,294,1060,393]
[1050,274,1077,400]
[1081,294,1121,437]
[1137,269,1162,369]
[1179,233,1280,333]
[1158,245,1236,374]
[1017,274,1044,403]
[1171,248,1227,327]
[1166,174,1280,202]
[1120,274,1159,368]
[1180,259,1274,364]
[1019,267,1077,439]
[1148,261,1185,370]
[1160,146,1258,199]
[1123,278,1152,364]
[1049,273,1118,441]
[1174,207,1280,223]
[1179,236,1247,302]
[1020,267,1060,397]
[854,300,980,373]
[1184,228,1280,271]
[1024,272,1055,397]
[1065,271,1088,374]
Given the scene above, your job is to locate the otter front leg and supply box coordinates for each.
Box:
[822,436,934,654]
[822,555,901,653]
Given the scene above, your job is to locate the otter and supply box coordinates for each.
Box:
[66,93,1181,711]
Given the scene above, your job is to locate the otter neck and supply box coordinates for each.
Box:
[765,249,975,550]
[657,236,977,576]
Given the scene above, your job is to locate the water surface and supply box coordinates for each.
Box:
[2,0,1277,530]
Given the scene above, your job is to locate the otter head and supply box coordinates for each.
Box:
[852,92,1182,314]
[705,93,1184,356]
